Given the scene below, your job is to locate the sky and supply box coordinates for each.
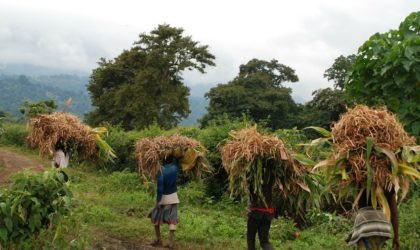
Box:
[0,0,419,101]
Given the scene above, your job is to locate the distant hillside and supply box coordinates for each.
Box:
[31,75,90,92]
[180,96,208,126]
[0,75,92,118]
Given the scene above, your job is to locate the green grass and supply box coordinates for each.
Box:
[53,167,354,250]
[1,147,419,249]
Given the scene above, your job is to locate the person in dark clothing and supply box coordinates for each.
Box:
[247,163,275,250]
[149,156,180,249]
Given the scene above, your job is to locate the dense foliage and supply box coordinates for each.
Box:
[201,59,299,129]
[19,100,57,119]
[323,55,356,90]
[0,171,72,249]
[345,11,420,136]
[87,24,215,130]
[298,88,347,130]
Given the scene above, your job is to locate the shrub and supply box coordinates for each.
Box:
[0,170,72,249]
[0,123,28,147]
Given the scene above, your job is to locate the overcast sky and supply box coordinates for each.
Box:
[0,0,418,101]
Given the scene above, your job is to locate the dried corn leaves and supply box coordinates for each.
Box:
[221,126,313,205]
[27,112,115,163]
[135,134,211,180]
[312,105,419,219]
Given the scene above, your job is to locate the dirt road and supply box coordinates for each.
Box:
[0,148,45,184]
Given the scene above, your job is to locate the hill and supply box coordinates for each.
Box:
[0,75,92,118]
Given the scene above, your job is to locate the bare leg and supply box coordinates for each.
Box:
[151,225,162,246]
[167,230,175,249]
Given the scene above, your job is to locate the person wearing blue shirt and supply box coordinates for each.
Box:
[149,156,180,249]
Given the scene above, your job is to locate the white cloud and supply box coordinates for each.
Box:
[0,0,419,100]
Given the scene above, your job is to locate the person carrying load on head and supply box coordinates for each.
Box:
[52,143,70,182]
[346,189,399,250]
[149,156,180,249]
[247,159,275,250]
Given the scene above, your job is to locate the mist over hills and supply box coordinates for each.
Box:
[0,64,305,125]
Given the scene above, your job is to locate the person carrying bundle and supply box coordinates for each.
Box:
[346,189,398,250]
[52,143,70,182]
[149,156,180,249]
[135,134,212,248]
[310,105,419,250]
[247,160,275,250]
[221,126,312,250]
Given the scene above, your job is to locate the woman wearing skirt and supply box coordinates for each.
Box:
[149,156,179,249]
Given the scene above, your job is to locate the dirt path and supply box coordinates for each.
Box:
[0,148,45,184]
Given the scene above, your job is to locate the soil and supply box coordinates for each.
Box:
[0,148,45,185]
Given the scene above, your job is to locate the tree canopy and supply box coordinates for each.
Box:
[87,24,215,129]
[324,54,356,90]
[345,11,420,135]
[19,100,57,119]
[298,88,347,129]
[201,59,299,129]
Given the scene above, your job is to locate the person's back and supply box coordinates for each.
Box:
[247,164,275,250]
[149,157,180,249]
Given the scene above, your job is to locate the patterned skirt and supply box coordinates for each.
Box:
[347,207,391,246]
[149,204,179,226]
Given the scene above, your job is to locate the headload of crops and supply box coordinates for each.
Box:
[313,105,419,218]
[27,112,115,163]
[220,126,312,203]
[135,134,212,180]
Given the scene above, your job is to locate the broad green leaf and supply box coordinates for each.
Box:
[0,228,7,243]
[371,185,378,209]
[304,126,332,138]
[399,163,420,179]
[341,169,349,180]
[293,154,316,166]
[4,217,13,232]
[312,159,336,172]
[377,188,391,221]
[374,145,398,177]
[366,137,374,203]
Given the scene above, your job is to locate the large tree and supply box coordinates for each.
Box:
[324,54,356,90]
[345,11,420,135]
[298,54,354,129]
[87,24,215,129]
[299,88,347,129]
[201,59,299,129]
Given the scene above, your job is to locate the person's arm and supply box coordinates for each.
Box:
[387,189,400,250]
[156,172,164,208]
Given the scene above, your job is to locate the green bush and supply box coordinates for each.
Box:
[0,123,28,147]
[0,170,72,249]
